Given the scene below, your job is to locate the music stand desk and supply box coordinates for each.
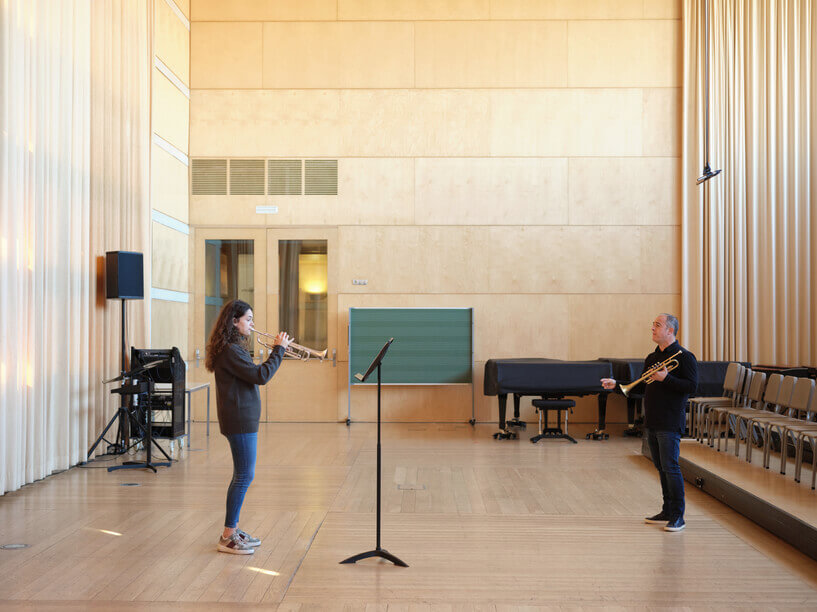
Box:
[185,382,210,448]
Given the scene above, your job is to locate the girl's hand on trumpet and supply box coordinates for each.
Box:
[601,378,617,390]
[273,332,293,350]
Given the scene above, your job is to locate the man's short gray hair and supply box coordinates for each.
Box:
[661,313,679,336]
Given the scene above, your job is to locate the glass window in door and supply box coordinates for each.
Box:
[204,239,254,353]
[279,240,327,349]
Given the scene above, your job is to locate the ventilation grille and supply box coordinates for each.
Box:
[191,159,227,195]
[305,160,338,195]
[229,159,265,195]
[268,159,302,195]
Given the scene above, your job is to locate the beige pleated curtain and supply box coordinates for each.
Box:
[0,0,151,495]
[682,0,817,365]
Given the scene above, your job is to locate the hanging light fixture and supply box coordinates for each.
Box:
[697,0,721,185]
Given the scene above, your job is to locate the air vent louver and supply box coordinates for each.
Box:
[229,159,265,195]
[191,159,227,195]
[268,159,302,195]
[304,159,338,195]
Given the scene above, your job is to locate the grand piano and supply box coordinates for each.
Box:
[484,359,613,440]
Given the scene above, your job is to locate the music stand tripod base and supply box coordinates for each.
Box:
[340,548,408,567]
[586,429,609,440]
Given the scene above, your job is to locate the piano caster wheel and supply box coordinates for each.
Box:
[493,430,517,440]
[468,419,476,426]
[586,430,609,441]
[623,427,643,438]
[507,419,526,429]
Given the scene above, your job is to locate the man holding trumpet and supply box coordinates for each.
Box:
[601,314,698,532]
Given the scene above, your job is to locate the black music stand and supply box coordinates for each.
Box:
[340,338,408,568]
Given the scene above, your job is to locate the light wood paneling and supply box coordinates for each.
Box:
[190,195,268,226]
[190,22,262,89]
[644,0,683,19]
[155,0,190,86]
[568,157,680,226]
[192,0,336,21]
[152,221,189,292]
[568,20,681,87]
[172,0,189,19]
[262,22,414,89]
[567,293,682,360]
[640,225,681,294]
[191,90,492,157]
[339,0,490,20]
[336,293,570,362]
[489,0,646,19]
[643,87,682,156]
[338,226,647,295]
[152,67,190,152]
[415,157,568,225]
[151,144,189,222]
[190,90,342,157]
[415,21,567,88]
[151,298,189,356]
[490,89,643,156]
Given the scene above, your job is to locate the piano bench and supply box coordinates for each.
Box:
[530,399,577,444]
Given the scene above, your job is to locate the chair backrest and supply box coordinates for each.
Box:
[808,384,817,420]
[775,376,797,414]
[721,362,740,396]
[746,371,766,406]
[723,362,742,395]
[789,378,815,419]
[762,373,783,409]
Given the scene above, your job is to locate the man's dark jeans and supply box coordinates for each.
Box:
[646,429,685,518]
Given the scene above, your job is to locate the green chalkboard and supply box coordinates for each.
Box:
[349,308,473,384]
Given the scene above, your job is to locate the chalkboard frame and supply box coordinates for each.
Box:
[346,307,474,424]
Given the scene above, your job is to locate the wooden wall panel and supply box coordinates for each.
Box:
[152,68,190,151]
[190,22,262,89]
[338,226,646,295]
[151,144,189,222]
[415,158,568,225]
[192,0,336,21]
[643,87,682,157]
[155,0,190,85]
[568,157,679,226]
[489,90,643,156]
[338,0,489,20]
[262,22,414,89]
[489,0,645,20]
[567,294,683,361]
[336,293,570,363]
[415,21,567,88]
[567,20,681,87]
[151,299,189,357]
[152,221,189,292]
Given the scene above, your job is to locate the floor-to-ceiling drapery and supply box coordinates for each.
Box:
[682,0,816,364]
[1,0,151,495]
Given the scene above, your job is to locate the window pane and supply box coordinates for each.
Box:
[205,240,254,353]
[279,240,327,349]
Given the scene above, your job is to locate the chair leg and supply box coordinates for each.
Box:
[794,435,803,484]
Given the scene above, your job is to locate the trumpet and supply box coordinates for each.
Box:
[619,350,683,397]
[251,328,328,361]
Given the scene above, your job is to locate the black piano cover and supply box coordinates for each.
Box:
[484,359,612,396]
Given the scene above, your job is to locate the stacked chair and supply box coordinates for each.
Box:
[691,366,817,490]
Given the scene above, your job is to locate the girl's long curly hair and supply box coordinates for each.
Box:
[205,299,252,372]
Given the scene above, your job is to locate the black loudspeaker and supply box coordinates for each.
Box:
[106,251,144,299]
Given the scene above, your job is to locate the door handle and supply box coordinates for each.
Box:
[332,348,337,368]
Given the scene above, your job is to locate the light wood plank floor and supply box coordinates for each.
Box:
[1,422,816,610]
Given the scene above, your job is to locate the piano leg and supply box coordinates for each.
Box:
[506,393,527,429]
[586,391,610,440]
[493,394,517,440]
[623,397,643,437]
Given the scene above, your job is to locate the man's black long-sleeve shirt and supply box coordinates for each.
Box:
[633,340,698,433]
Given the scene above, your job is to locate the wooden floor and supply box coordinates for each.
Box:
[1,422,817,610]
